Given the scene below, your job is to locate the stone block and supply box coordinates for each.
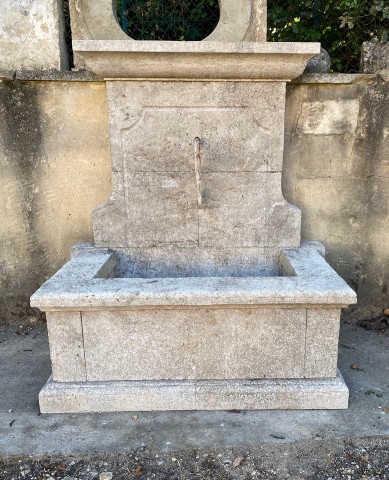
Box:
[0,0,68,71]
[124,172,199,247]
[198,172,269,248]
[46,311,86,382]
[93,81,300,250]
[296,100,360,136]
[105,81,286,173]
[304,48,331,73]
[199,172,300,248]
[118,101,277,174]
[39,371,349,413]
[74,41,319,81]
[190,307,306,380]
[30,248,357,311]
[305,309,341,378]
[361,41,389,74]
[81,308,307,381]
[195,372,349,410]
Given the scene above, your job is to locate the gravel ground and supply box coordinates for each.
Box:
[1,437,389,480]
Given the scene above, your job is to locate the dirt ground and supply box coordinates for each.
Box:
[1,437,389,479]
[1,318,389,479]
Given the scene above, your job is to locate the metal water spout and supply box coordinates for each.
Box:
[194,137,203,209]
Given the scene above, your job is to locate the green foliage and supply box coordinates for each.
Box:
[115,0,389,72]
[268,0,389,72]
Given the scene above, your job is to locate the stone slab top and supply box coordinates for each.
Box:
[73,41,320,80]
[292,73,379,85]
[30,244,356,311]
[74,41,320,55]
[1,71,385,84]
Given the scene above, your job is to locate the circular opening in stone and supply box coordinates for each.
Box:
[116,0,220,41]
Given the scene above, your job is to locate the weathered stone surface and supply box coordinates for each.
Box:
[93,81,301,251]
[81,308,306,381]
[293,74,378,84]
[69,0,267,44]
[69,0,129,42]
[195,372,349,410]
[206,0,267,43]
[29,18,354,413]
[73,41,320,80]
[304,47,331,74]
[46,311,86,382]
[30,248,357,311]
[198,172,301,248]
[0,81,111,324]
[0,0,68,71]
[361,41,389,74]
[2,80,386,324]
[123,172,199,248]
[305,309,341,378]
[115,247,279,278]
[283,80,389,319]
[39,371,349,413]
[296,100,360,135]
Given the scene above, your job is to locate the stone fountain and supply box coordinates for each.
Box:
[31,0,356,413]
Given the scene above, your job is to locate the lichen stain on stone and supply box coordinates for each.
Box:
[0,81,51,313]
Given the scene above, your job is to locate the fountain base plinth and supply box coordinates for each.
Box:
[39,372,348,413]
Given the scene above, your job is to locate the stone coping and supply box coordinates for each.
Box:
[72,40,320,80]
[30,244,356,310]
[0,71,385,84]
[292,73,379,84]
[74,40,320,54]
[0,69,100,82]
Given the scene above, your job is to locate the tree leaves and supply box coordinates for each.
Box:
[267,0,389,73]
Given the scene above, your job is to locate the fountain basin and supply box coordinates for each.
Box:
[32,243,355,309]
[73,40,320,80]
[32,243,355,413]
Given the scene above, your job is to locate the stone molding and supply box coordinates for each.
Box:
[30,246,356,311]
[73,41,320,80]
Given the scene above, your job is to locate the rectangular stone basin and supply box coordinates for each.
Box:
[32,242,356,414]
[31,242,355,311]
[113,248,281,279]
